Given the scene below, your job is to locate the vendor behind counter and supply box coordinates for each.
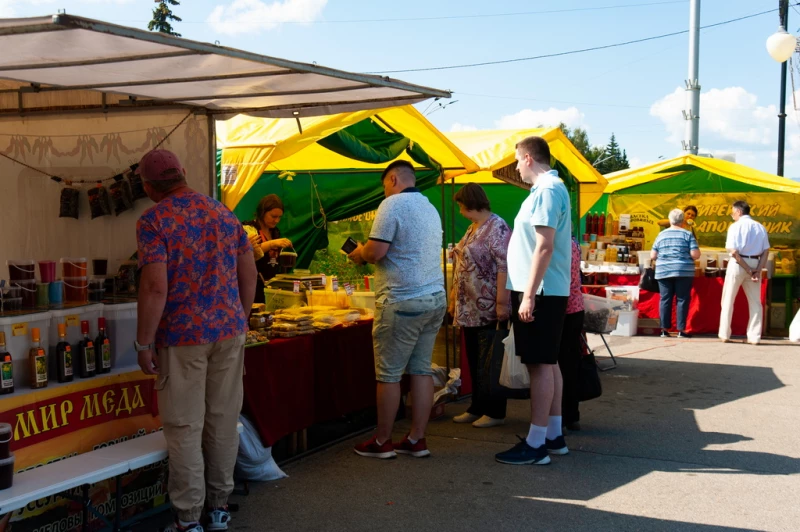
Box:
[243,194,293,303]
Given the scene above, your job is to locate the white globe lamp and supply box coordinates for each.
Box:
[766,25,797,63]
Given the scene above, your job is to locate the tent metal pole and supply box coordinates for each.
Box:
[440,173,450,375]
[449,176,456,375]
[207,113,217,200]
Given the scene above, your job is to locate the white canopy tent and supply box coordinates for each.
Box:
[0,14,448,118]
[0,14,449,271]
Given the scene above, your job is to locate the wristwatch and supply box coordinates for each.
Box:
[134,340,154,352]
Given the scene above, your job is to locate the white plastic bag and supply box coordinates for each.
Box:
[790,308,800,342]
[499,329,530,389]
[235,415,288,482]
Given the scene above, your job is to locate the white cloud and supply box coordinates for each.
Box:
[650,86,786,146]
[208,0,328,35]
[449,122,477,132]
[628,156,643,169]
[650,86,800,176]
[495,106,585,130]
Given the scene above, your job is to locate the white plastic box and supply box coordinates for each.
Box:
[349,291,376,312]
[103,302,137,369]
[0,311,52,389]
[611,309,639,337]
[264,288,306,312]
[604,286,640,310]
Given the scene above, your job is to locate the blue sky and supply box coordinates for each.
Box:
[4,0,799,177]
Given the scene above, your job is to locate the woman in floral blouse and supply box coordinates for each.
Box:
[558,237,586,431]
[448,184,511,428]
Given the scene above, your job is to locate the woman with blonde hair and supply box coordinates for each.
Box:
[651,208,701,338]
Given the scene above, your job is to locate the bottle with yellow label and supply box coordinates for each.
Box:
[78,320,96,379]
[28,328,48,389]
[95,317,112,374]
[0,332,14,395]
[56,323,74,383]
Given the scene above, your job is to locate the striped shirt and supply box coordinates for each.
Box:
[652,228,699,280]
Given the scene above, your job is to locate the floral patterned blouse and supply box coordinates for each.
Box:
[566,237,585,315]
[453,213,511,327]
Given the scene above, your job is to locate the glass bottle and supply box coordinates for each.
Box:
[0,332,14,395]
[28,328,48,389]
[77,320,96,379]
[95,317,112,374]
[56,322,74,383]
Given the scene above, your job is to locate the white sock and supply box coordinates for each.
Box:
[547,416,563,440]
[525,424,547,449]
[179,519,197,527]
[408,436,418,445]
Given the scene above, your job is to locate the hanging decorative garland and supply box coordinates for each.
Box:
[0,111,193,220]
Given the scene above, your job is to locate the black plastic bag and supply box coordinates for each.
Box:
[639,267,660,293]
[128,172,148,201]
[88,186,112,219]
[577,353,602,402]
[59,187,80,219]
[109,180,134,216]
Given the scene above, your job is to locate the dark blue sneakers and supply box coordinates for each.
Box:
[546,435,569,455]
[495,436,551,465]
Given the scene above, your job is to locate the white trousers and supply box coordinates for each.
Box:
[718,258,763,343]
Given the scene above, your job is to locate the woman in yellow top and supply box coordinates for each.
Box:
[243,194,292,304]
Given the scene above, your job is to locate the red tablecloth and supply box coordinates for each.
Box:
[582,275,768,335]
[242,320,376,447]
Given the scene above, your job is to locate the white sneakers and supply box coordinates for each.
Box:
[472,415,505,428]
[453,412,505,428]
[453,412,480,424]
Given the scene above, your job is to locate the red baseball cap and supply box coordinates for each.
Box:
[136,149,185,181]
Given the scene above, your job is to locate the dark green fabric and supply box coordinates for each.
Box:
[318,120,411,164]
[613,168,775,195]
[317,119,443,172]
[423,183,529,245]
[234,168,440,268]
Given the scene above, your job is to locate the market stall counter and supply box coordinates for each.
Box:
[242,320,376,447]
[582,275,768,336]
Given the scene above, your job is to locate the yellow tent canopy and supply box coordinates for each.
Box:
[217,105,478,210]
[445,128,607,216]
[604,154,800,194]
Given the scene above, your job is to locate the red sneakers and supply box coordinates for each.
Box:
[393,434,431,458]
[354,436,397,459]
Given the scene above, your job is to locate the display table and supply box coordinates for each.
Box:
[582,275,768,335]
[0,369,164,531]
[242,320,376,447]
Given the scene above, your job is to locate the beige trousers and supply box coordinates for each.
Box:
[156,333,246,523]
[718,258,763,343]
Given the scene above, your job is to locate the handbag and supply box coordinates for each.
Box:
[577,353,602,402]
[479,324,530,400]
[639,265,660,293]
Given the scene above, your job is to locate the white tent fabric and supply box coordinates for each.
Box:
[0,15,449,118]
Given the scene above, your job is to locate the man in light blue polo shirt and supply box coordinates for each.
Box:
[495,136,573,466]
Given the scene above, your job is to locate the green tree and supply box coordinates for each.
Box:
[557,123,604,165]
[149,0,182,37]
[594,133,630,174]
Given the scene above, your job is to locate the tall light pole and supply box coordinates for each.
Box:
[766,0,796,176]
[683,0,701,155]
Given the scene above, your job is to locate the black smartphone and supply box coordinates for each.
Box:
[341,237,359,254]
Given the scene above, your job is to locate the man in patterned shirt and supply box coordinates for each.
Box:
[135,149,257,532]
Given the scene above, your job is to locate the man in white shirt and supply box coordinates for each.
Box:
[719,200,770,345]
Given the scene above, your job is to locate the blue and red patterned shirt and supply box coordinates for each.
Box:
[137,188,251,348]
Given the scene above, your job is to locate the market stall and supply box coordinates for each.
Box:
[580,155,800,336]
[0,13,449,531]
